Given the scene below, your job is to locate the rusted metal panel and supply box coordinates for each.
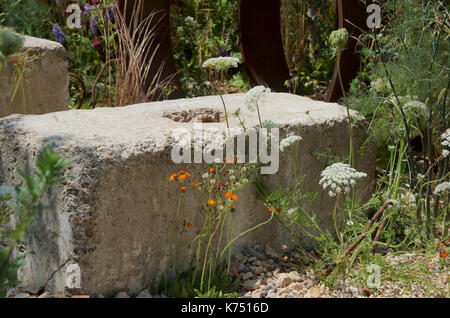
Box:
[238,0,290,92]
[117,0,185,100]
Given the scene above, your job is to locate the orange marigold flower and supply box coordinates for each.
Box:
[230,193,238,201]
[440,251,448,259]
[192,182,199,188]
[208,199,216,206]
[8,57,15,63]
[224,192,232,199]
[230,205,236,210]
[209,167,215,173]
[169,173,177,181]
[185,221,192,227]
[16,61,22,66]
[180,186,187,191]
[178,174,187,181]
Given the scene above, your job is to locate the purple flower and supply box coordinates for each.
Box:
[52,23,66,44]
[90,16,99,35]
[105,6,116,23]
[83,4,93,15]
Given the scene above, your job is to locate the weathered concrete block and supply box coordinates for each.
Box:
[0,35,69,117]
[0,93,375,296]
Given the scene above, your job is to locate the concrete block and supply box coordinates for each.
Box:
[0,93,375,296]
[0,35,69,117]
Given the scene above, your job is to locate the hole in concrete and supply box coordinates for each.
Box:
[163,108,222,123]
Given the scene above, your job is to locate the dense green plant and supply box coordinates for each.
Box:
[0,0,52,38]
[0,146,71,297]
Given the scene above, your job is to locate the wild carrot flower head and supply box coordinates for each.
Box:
[434,182,450,196]
[441,129,450,158]
[280,135,302,152]
[329,28,349,53]
[245,86,271,112]
[202,56,239,71]
[319,163,367,197]
[370,77,389,94]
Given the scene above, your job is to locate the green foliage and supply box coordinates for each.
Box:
[0,0,52,38]
[0,145,71,297]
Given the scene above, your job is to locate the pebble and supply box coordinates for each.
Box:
[250,266,264,275]
[115,292,130,298]
[246,247,265,260]
[243,279,262,291]
[136,290,153,298]
[233,252,243,262]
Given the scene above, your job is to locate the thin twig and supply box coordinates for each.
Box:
[325,202,393,276]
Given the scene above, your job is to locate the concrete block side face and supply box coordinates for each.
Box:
[0,35,69,117]
[0,132,75,294]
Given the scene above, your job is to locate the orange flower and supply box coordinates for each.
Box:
[185,221,192,227]
[192,182,199,188]
[267,206,280,214]
[180,186,187,192]
[440,251,448,259]
[8,57,15,63]
[230,193,238,201]
[224,192,232,199]
[169,173,177,181]
[179,171,191,177]
[208,199,216,206]
[16,61,22,66]
[230,205,236,211]
[178,174,187,181]
[209,167,215,173]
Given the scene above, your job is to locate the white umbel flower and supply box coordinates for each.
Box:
[280,135,302,152]
[244,86,271,112]
[319,163,367,197]
[202,56,240,71]
[403,100,427,113]
[441,129,450,158]
[434,182,450,196]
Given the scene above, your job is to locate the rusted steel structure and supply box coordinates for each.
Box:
[238,0,290,92]
[117,0,370,101]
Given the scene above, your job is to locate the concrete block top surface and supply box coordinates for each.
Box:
[2,93,359,147]
[22,35,66,51]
